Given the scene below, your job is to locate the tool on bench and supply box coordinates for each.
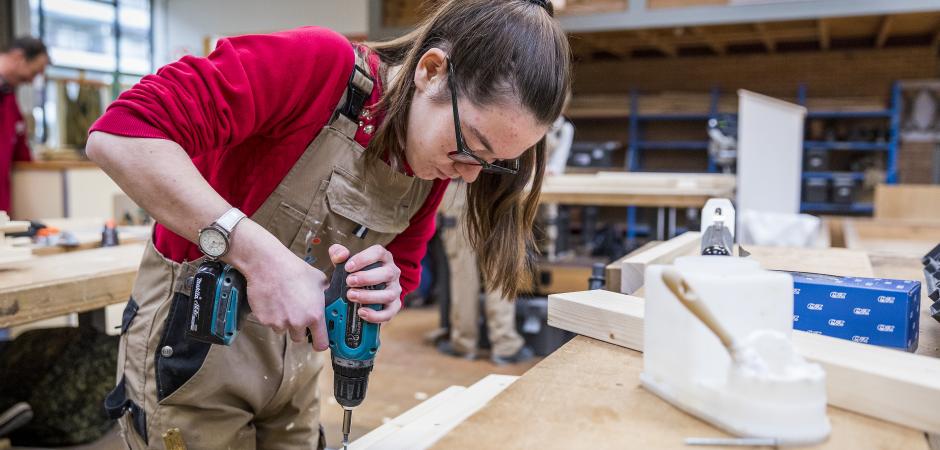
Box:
[700,198,735,256]
[309,261,385,450]
[923,243,940,323]
[187,261,249,346]
[642,255,830,445]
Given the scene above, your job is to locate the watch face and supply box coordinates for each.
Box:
[199,228,228,257]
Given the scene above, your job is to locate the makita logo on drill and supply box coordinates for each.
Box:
[807,303,824,311]
[190,302,200,331]
[194,278,203,298]
[853,308,871,316]
[828,319,845,327]
[877,324,895,333]
[852,336,870,343]
[877,296,895,304]
[829,291,847,299]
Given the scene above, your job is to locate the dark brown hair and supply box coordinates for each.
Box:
[365,0,571,298]
[5,36,48,61]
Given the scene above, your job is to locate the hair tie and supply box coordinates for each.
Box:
[525,0,554,16]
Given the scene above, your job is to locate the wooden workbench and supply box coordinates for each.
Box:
[0,243,143,328]
[538,172,735,207]
[432,248,938,450]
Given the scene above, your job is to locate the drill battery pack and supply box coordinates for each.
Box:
[187,261,249,345]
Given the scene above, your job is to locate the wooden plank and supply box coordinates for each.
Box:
[620,232,700,294]
[606,241,662,293]
[432,336,928,450]
[843,218,940,257]
[635,30,678,57]
[358,375,518,450]
[617,234,874,295]
[547,290,940,436]
[876,15,894,48]
[350,386,468,450]
[537,173,735,208]
[0,243,143,328]
[819,19,831,50]
[875,184,940,222]
[754,22,777,52]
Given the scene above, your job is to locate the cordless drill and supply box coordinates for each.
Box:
[321,261,384,450]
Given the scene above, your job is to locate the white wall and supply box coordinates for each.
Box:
[156,0,368,65]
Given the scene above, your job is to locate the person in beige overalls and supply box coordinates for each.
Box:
[87,1,571,448]
[437,111,574,364]
[438,181,528,363]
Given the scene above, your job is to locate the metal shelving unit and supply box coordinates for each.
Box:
[627,87,721,174]
[797,82,900,214]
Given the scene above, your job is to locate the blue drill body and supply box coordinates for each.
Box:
[325,262,384,410]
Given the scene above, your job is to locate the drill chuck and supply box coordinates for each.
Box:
[332,357,374,408]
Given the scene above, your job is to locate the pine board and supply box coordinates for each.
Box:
[354,375,518,450]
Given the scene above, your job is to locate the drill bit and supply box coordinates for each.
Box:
[342,408,352,450]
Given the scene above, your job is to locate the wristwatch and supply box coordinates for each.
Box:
[198,208,247,259]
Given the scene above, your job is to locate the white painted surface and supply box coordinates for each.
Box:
[736,90,806,216]
[156,0,368,65]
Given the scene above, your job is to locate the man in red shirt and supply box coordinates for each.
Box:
[0,37,47,214]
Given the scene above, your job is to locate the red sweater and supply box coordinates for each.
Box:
[0,86,34,214]
[90,27,448,296]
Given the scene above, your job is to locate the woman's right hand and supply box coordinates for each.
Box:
[225,219,331,351]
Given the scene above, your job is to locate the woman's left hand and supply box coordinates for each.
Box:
[328,244,403,324]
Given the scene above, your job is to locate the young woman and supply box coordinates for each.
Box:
[87,0,570,447]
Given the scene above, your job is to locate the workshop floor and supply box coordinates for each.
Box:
[11,305,539,450]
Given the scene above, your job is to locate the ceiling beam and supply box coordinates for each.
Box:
[754,23,777,53]
[875,15,893,48]
[577,36,632,58]
[818,19,830,50]
[634,30,678,57]
[691,26,727,55]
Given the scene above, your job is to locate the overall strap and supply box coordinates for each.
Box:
[330,49,374,139]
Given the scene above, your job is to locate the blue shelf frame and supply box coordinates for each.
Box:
[797,82,900,214]
[802,172,866,181]
[804,141,890,151]
[800,202,875,214]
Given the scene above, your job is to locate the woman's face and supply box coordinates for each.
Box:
[404,49,547,183]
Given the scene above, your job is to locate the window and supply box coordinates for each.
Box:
[29,0,153,149]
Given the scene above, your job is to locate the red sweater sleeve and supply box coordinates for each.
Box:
[388,179,450,299]
[90,27,353,155]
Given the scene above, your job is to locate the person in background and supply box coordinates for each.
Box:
[437,180,535,364]
[541,110,574,259]
[437,110,573,364]
[0,37,47,215]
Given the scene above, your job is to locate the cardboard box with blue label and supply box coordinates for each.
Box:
[790,272,921,352]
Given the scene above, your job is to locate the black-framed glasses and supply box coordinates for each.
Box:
[446,59,519,175]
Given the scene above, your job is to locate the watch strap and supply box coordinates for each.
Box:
[215,208,247,234]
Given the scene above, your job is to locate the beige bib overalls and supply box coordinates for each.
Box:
[104,48,433,450]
